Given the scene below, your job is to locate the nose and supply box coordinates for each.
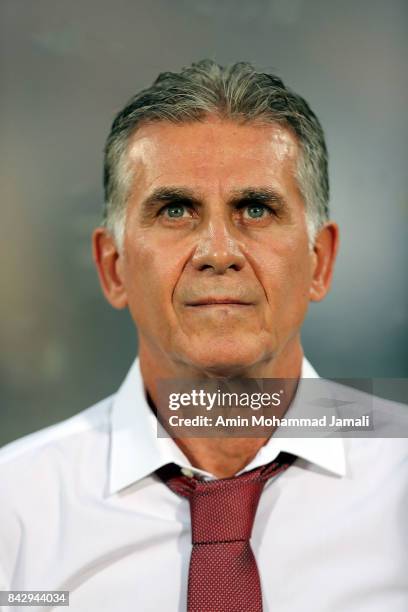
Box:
[190,217,246,274]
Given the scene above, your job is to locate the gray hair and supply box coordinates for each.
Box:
[103,60,329,248]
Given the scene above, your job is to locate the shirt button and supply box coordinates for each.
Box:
[181,468,194,478]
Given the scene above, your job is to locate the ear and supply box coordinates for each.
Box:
[92,227,128,309]
[309,222,339,302]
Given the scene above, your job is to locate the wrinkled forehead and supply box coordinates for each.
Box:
[124,117,301,197]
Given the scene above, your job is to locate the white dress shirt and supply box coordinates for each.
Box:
[0,357,407,612]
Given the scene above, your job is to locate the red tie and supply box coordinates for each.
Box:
[161,452,295,612]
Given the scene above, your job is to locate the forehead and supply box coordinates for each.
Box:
[126,116,300,195]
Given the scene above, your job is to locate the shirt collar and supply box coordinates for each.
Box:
[240,358,346,478]
[109,357,345,494]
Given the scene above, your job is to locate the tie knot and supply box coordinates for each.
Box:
[189,476,264,544]
[162,455,295,545]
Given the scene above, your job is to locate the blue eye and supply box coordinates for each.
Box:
[244,204,269,219]
[164,204,186,218]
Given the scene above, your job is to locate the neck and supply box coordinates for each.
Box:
[140,338,303,478]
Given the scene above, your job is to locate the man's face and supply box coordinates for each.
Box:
[104,117,324,375]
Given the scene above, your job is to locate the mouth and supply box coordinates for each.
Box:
[186,298,253,307]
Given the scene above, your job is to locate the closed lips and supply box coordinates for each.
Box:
[187,298,252,305]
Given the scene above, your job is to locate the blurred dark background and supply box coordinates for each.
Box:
[1,0,407,445]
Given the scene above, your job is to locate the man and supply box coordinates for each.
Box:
[0,60,407,612]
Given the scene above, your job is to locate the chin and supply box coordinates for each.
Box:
[180,340,263,378]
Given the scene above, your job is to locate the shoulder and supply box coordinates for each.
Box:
[0,395,115,504]
[0,396,113,464]
[327,379,408,439]
[341,391,408,478]
[0,395,116,589]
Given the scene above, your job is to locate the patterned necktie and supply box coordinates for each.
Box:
[159,452,296,612]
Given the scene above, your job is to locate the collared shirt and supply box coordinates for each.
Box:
[0,357,407,612]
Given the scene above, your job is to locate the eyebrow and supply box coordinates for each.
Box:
[229,187,286,210]
[140,187,201,213]
[139,186,287,214]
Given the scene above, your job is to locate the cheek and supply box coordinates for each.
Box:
[251,239,312,311]
[123,234,186,313]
